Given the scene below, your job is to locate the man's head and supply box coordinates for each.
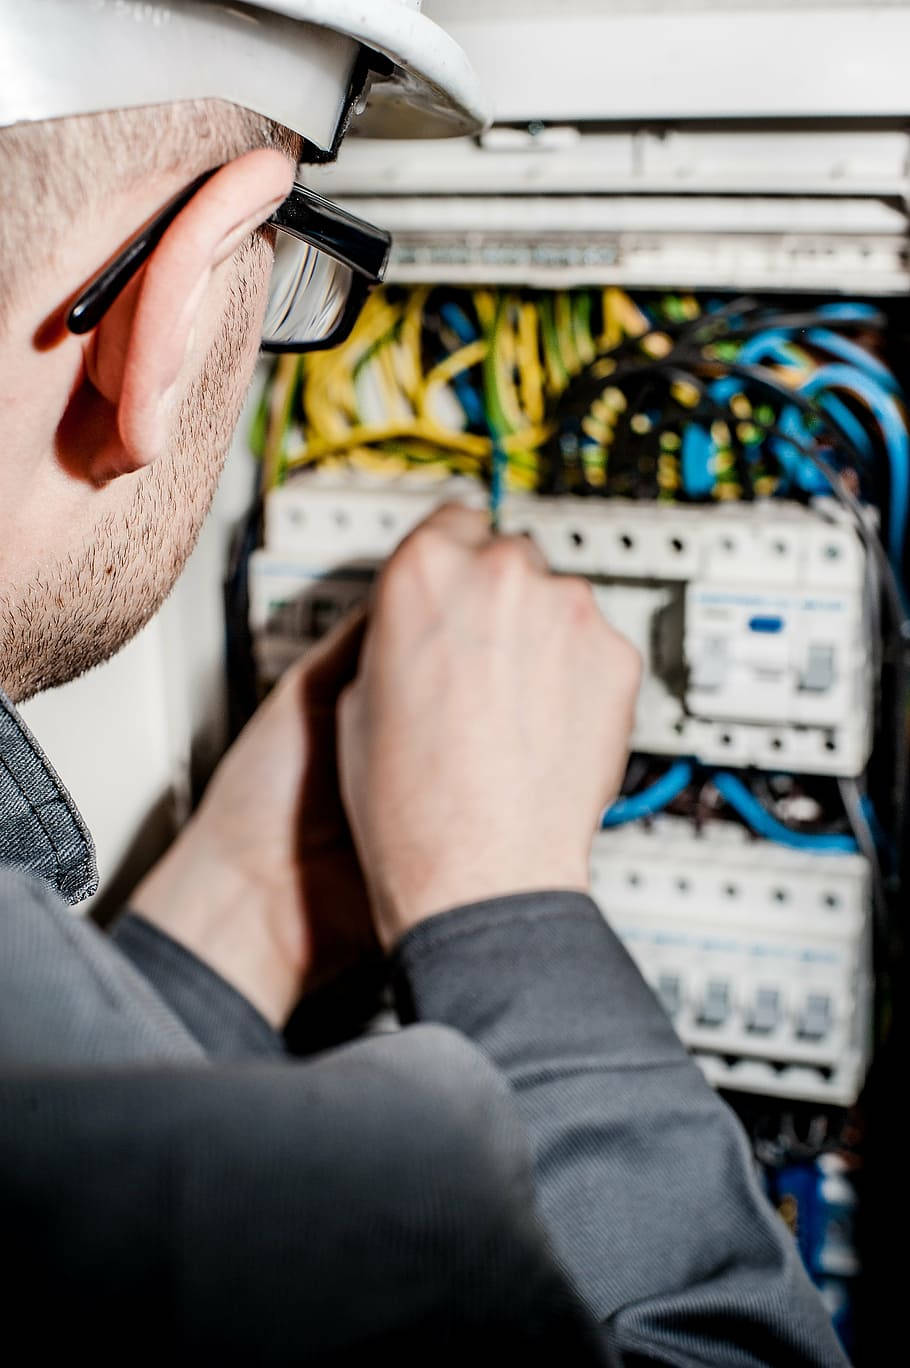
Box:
[0,0,487,702]
[0,103,303,701]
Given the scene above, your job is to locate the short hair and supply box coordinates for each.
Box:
[0,100,301,327]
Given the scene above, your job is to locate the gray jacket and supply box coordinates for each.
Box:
[0,685,848,1364]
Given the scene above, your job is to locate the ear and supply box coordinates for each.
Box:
[62,149,294,484]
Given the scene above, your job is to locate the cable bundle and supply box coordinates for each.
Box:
[253,287,907,569]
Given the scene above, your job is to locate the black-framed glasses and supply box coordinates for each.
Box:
[67,168,391,354]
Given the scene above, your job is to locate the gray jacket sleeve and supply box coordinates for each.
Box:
[393,891,850,1368]
[112,910,286,1058]
[2,1033,605,1362]
[0,867,204,1068]
[0,870,604,1362]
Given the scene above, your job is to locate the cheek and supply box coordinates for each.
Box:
[192,233,272,380]
[223,236,274,396]
[243,233,276,349]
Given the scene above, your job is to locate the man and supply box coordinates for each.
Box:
[0,2,848,1362]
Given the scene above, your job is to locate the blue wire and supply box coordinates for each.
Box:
[738,331,803,367]
[601,760,693,827]
[767,395,870,502]
[440,302,477,345]
[738,322,897,392]
[681,333,812,497]
[681,372,759,498]
[816,302,882,324]
[601,761,861,854]
[800,363,909,570]
[681,328,893,499]
[772,396,873,495]
[681,424,715,498]
[489,439,506,531]
[737,331,895,467]
[712,772,858,853]
[804,328,899,394]
[814,394,874,462]
[453,375,485,426]
[738,333,874,475]
[438,303,487,426]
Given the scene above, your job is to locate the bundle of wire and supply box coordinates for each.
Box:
[252,287,908,572]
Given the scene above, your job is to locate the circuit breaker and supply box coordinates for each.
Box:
[589,819,872,1106]
[251,480,872,777]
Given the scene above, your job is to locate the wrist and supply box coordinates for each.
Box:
[131,820,305,1028]
[371,852,590,951]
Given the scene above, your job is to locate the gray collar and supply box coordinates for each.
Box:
[0,686,98,905]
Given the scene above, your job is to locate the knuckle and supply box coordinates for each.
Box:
[482,536,532,582]
[626,643,644,689]
[376,552,409,605]
[520,530,550,572]
[425,500,485,528]
[560,574,597,621]
[606,630,643,690]
[383,524,446,591]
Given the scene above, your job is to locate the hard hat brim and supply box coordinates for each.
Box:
[258,1,490,138]
[0,1,488,146]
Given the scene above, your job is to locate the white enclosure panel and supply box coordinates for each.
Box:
[313,4,910,294]
[326,195,909,294]
[421,2,910,122]
[317,130,910,199]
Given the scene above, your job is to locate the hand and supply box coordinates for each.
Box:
[338,504,641,950]
[132,610,376,1027]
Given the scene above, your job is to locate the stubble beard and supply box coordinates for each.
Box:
[0,237,267,703]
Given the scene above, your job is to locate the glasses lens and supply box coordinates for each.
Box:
[262,233,354,350]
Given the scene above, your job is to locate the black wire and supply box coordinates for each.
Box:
[549,306,887,428]
[698,308,889,343]
[671,354,881,479]
[839,776,896,962]
[679,296,760,343]
[558,352,906,615]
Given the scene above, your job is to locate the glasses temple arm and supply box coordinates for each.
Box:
[67,168,218,336]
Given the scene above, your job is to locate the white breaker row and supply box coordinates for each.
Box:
[250,477,875,1104]
[251,477,874,778]
[590,819,872,1107]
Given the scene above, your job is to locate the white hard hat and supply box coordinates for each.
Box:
[0,0,489,153]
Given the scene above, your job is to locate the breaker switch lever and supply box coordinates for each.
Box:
[698,979,730,1028]
[798,993,833,1041]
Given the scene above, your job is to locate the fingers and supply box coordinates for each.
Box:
[498,529,548,575]
[401,501,549,572]
[414,501,491,550]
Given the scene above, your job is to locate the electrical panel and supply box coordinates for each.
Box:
[589,819,872,1106]
[235,12,910,1350]
[248,474,879,1109]
[252,482,873,777]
